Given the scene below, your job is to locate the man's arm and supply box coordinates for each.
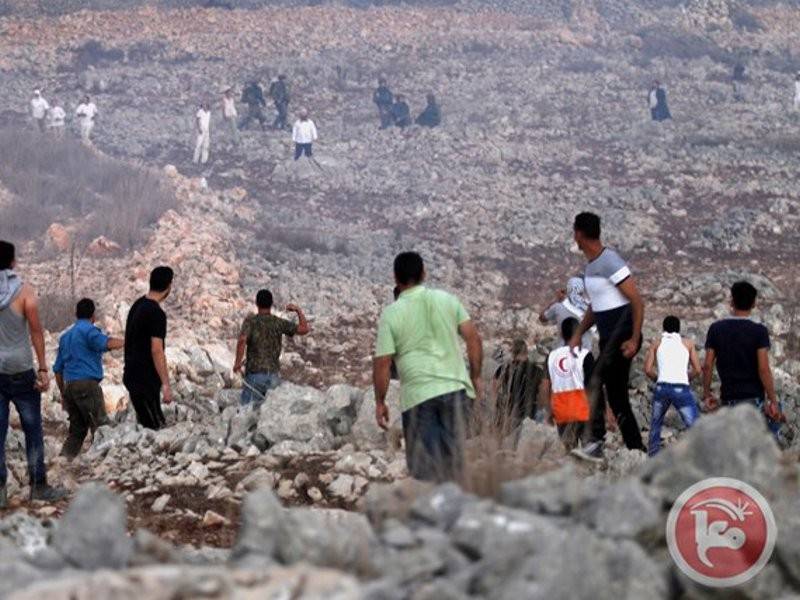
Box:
[643,341,658,381]
[459,320,483,400]
[55,372,65,397]
[373,355,392,430]
[702,349,717,410]
[687,341,702,380]
[757,348,778,406]
[22,287,49,391]
[150,338,172,404]
[569,307,595,350]
[233,333,247,374]
[617,276,644,359]
[106,337,124,351]
[286,304,310,335]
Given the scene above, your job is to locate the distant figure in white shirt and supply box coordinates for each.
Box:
[221,88,239,145]
[794,72,800,111]
[193,101,211,165]
[49,100,66,138]
[30,90,50,133]
[75,96,98,145]
[292,108,317,161]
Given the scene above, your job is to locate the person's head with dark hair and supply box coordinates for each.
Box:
[561,317,579,343]
[731,281,758,312]
[511,338,528,360]
[256,289,273,311]
[663,315,680,334]
[0,240,15,270]
[573,212,602,256]
[149,266,174,298]
[393,252,425,288]
[76,298,96,321]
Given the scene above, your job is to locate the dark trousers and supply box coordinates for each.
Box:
[273,101,289,129]
[589,338,645,451]
[294,143,313,160]
[0,370,46,487]
[61,379,109,459]
[378,106,393,129]
[402,389,468,482]
[124,381,165,430]
[239,105,267,130]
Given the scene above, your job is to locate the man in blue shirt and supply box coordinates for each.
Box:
[53,298,123,460]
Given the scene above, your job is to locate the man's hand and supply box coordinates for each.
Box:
[35,370,50,392]
[621,338,639,359]
[233,361,243,375]
[285,303,300,313]
[764,399,785,423]
[556,289,566,302]
[162,384,174,405]
[704,395,718,412]
[375,400,389,431]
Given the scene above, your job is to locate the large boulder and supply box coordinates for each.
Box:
[230,488,283,566]
[639,404,783,502]
[352,383,402,450]
[322,384,364,437]
[275,507,378,575]
[254,383,336,451]
[51,483,133,570]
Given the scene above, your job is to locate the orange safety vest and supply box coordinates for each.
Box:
[547,346,590,425]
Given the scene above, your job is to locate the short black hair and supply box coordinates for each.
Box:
[394,252,424,286]
[256,289,273,309]
[731,281,758,311]
[561,317,579,342]
[76,298,96,320]
[149,266,174,293]
[573,212,601,240]
[663,315,680,334]
[0,241,14,270]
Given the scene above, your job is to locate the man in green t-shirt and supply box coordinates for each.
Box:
[233,289,310,405]
[373,252,483,481]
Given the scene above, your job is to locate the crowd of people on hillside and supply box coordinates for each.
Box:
[0,207,788,503]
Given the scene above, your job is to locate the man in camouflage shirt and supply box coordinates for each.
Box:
[233,289,310,405]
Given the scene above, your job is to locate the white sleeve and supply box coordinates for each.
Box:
[312,122,318,141]
[291,123,298,143]
[609,265,631,285]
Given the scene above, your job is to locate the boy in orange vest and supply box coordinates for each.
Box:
[544,318,595,453]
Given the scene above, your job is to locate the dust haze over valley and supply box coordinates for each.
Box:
[2,0,800,598]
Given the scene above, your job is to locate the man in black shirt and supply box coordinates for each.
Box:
[373,78,394,130]
[123,266,174,430]
[703,281,781,431]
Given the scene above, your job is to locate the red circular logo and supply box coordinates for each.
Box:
[666,478,777,587]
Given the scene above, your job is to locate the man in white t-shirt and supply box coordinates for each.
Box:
[75,96,98,145]
[221,88,239,145]
[193,102,211,165]
[292,109,318,161]
[49,101,66,138]
[30,90,50,133]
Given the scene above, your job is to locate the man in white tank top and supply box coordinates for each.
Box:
[643,315,702,456]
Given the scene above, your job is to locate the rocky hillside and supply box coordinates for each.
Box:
[1,0,800,596]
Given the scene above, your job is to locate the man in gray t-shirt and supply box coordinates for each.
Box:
[567,214,646,459]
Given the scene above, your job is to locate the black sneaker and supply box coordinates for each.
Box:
[570,441,605,464]
[29,485,67,503]
[0,486,6,509]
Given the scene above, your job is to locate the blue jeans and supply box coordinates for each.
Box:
[240,372,280,406]
[0,370,47,486]
[649,383,699,456]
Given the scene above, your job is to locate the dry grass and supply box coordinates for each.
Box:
[0,128,175,248]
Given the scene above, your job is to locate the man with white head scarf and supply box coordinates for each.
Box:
[539,276,594,350]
